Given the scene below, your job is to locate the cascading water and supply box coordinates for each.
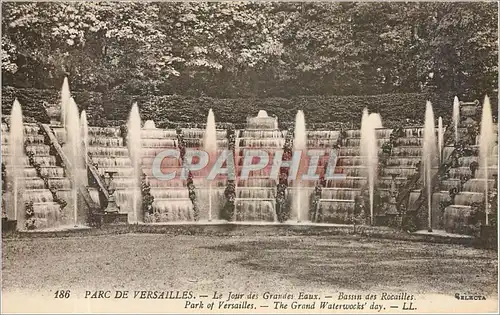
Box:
[127,103,142,223]
[360,110,383,225]
[293,110,307,222]
[257,110,268,118]
[422,101,437,231]
[438,117,443,162]
[60,77,70,126]
[64,97,82,225]
[453,96,460,143]
[80,110,89,186]
[9,99,25,224]
[203,109,217,221]
[478,95,494,225]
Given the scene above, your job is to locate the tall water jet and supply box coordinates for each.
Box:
[292,110,307,222]
[369,114,382,130]
[360,108,369,159]
[8,99,25,224]
[360,110,383,225]
[453,96,460,143]
[203,109,217,153]
[422,101,437,231]
[478,95,494,225]
[127,103,142,223]
[80,110,89,186]
[438,117,443,162]
[64,97,82,225]
[60,77,71,126]
[203,109,217,221]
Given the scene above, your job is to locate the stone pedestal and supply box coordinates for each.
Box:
[386,214,402,228]
[374,214,388,226]
[385,198,400,228]
[94,212,128,226]
[2,218,17,233]
[384,173,401,228]
[105,196,120,213]
[104,171,120,213]
[480,225,497,248]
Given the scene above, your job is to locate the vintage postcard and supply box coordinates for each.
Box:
[1,1,498,314]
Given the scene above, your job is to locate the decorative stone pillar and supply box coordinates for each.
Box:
[104,171,120,213]
[385,173,401,227]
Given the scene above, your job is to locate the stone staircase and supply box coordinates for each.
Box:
[442,125,498,234]
[81,126,139,222]
[234,120,284,221]
[141,124,193,222]
[2,123,73,229]
[182,127,228,221]
[318,128,393,224]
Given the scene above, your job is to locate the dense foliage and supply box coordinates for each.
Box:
[4,87,497,128]
[2,2,497,98]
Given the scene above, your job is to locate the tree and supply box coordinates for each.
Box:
[2,2,497,98]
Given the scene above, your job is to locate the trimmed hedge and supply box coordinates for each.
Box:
[2,86,497,128]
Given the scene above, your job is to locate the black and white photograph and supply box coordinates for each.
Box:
[1,1,498,314]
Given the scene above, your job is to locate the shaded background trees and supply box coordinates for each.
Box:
[2,2,497,99]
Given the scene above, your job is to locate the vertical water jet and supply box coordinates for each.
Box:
[422,101,437,232]
[9,99,25,225]
[60,77,70,126]
[360,110,382,225]
[80,110,89,186]
[360,108,369,159]
[203,109,217,221]
[479,95,494,225]
[453,96,460,143]
[127,103,142,223]
[64,97,82,225]
[438,117,443,162]
[293,110,307,222]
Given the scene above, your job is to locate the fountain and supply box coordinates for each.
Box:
[247,110,279,130]
[292,110,308,222]
[257,110,268,118]
[360,108,370,162]
[203,109,218,153]
[453,96,460,143]
[64,97,82,225]
[80,110,89,186]
[360,111,383,225]
[127,103,142,223]
[144,120,156,129]
[234,112,282,221]
[438,117,443,162]
[140,119,194,222]
[478,95,494,225]
[422,101,437,232]
[60,77,70,126]
[203,109,217,221]
[8,99,25,224]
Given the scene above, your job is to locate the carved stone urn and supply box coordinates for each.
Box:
[43,101,62,126]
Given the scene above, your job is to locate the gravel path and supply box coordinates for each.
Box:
[2,234,497,297]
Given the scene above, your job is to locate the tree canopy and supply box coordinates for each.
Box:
[2,2,497,98]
